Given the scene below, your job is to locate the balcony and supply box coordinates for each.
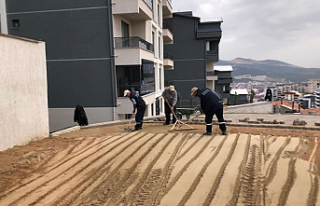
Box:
[163,19,173,44]
[206,71,218,81]
[217,78,233,84]
[113,0,153,20]
[206,50,218,62]
[196,28,222,40]
[163,53,174,70]
[162,0,173,18]
[114,36,154,65]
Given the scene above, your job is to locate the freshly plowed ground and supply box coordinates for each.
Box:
[0,123,320,206]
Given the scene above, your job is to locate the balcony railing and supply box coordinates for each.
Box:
[115,36,154,52]
[143,0,153,10]
[207,71,216,76]
[163,53,173,60]
[167,0,172,6]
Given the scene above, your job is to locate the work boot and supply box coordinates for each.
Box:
[222,130,227,135]
[163,122,169,125]
[203,132,212,136]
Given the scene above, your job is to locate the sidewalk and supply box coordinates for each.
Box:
[184,113,320,130]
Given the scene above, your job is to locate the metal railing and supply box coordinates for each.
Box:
[163,53,173,60]
[114,36,154,52]
[143,0,153,9]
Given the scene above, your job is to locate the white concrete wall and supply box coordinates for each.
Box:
[0,0,8,34]
[0,34,49,151]
[49,107,114,132]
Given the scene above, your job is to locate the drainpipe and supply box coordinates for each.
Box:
[0,0,8,34]
[108,0,117,120]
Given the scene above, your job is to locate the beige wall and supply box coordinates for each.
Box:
[0,34,49,151]
[113,0,139,14]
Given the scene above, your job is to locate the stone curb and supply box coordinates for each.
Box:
[50,126,81,137]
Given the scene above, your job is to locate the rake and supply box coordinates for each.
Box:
[124,113,135,132]
[166,99,195,131]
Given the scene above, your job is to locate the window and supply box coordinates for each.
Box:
[152,31,155,57]
[206,41,210,51]
[156,98,160,115]
[159,68,162,90]
[121,21,129,47]
[141,60,155,95]
[12,19,20,29]
[151,103,154,116]
[116,61,155,97]
[121,21,129,37]
[154,3,157,22]
[158,36,161,59]
[157,4,160,26]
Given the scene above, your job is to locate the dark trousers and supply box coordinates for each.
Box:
[165,102,177,124]
[135,105,146,129]
[205,102,226,133]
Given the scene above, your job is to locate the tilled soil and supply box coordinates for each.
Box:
[0,123,320,206]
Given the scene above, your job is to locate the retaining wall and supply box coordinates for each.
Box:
[0,34,49,151]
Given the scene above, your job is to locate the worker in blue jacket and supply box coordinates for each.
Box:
[124,89,146,131]
[191,87,227,135]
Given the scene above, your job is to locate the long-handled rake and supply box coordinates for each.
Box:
[124,113,135,132]
[166,100,195,131]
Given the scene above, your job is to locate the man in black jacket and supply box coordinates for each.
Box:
[124,89,146,131]
[191,87,227,135]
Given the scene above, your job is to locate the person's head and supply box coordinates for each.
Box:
[123,89,131,97]
[190,87,198,96]
[168,85,175,93]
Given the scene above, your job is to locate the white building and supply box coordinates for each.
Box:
[113,0,173,119]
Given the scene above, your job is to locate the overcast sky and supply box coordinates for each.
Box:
[172,0,320,68]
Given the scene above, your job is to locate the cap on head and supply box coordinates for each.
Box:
[168,85,175,91]
[123,89,130,97]
[190,87,198,95]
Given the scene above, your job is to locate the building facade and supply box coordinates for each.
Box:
[4,0,172,131]
[112,0,173,118]
[164,11,223,107]
[308,79,320,93]
[5,0,118,132]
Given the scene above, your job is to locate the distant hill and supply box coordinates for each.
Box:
[216,58,320,82]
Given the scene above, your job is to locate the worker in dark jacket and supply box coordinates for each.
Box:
[124,89,146,131]
[191,87,227,135]
[162,85,178,125]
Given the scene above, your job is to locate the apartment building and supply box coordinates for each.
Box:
[1,0,173,131]
[5,0,117,132]
[3,0,172,131]
[164,11,223,107]
[316,89,320,108]
[112,0,173,118]
[308,79,320,93]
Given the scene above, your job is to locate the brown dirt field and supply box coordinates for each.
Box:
[0,123,319,205]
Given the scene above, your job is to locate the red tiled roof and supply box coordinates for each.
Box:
[273,100,320,114]
[300,108,320,114]
[272,99,300,110]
